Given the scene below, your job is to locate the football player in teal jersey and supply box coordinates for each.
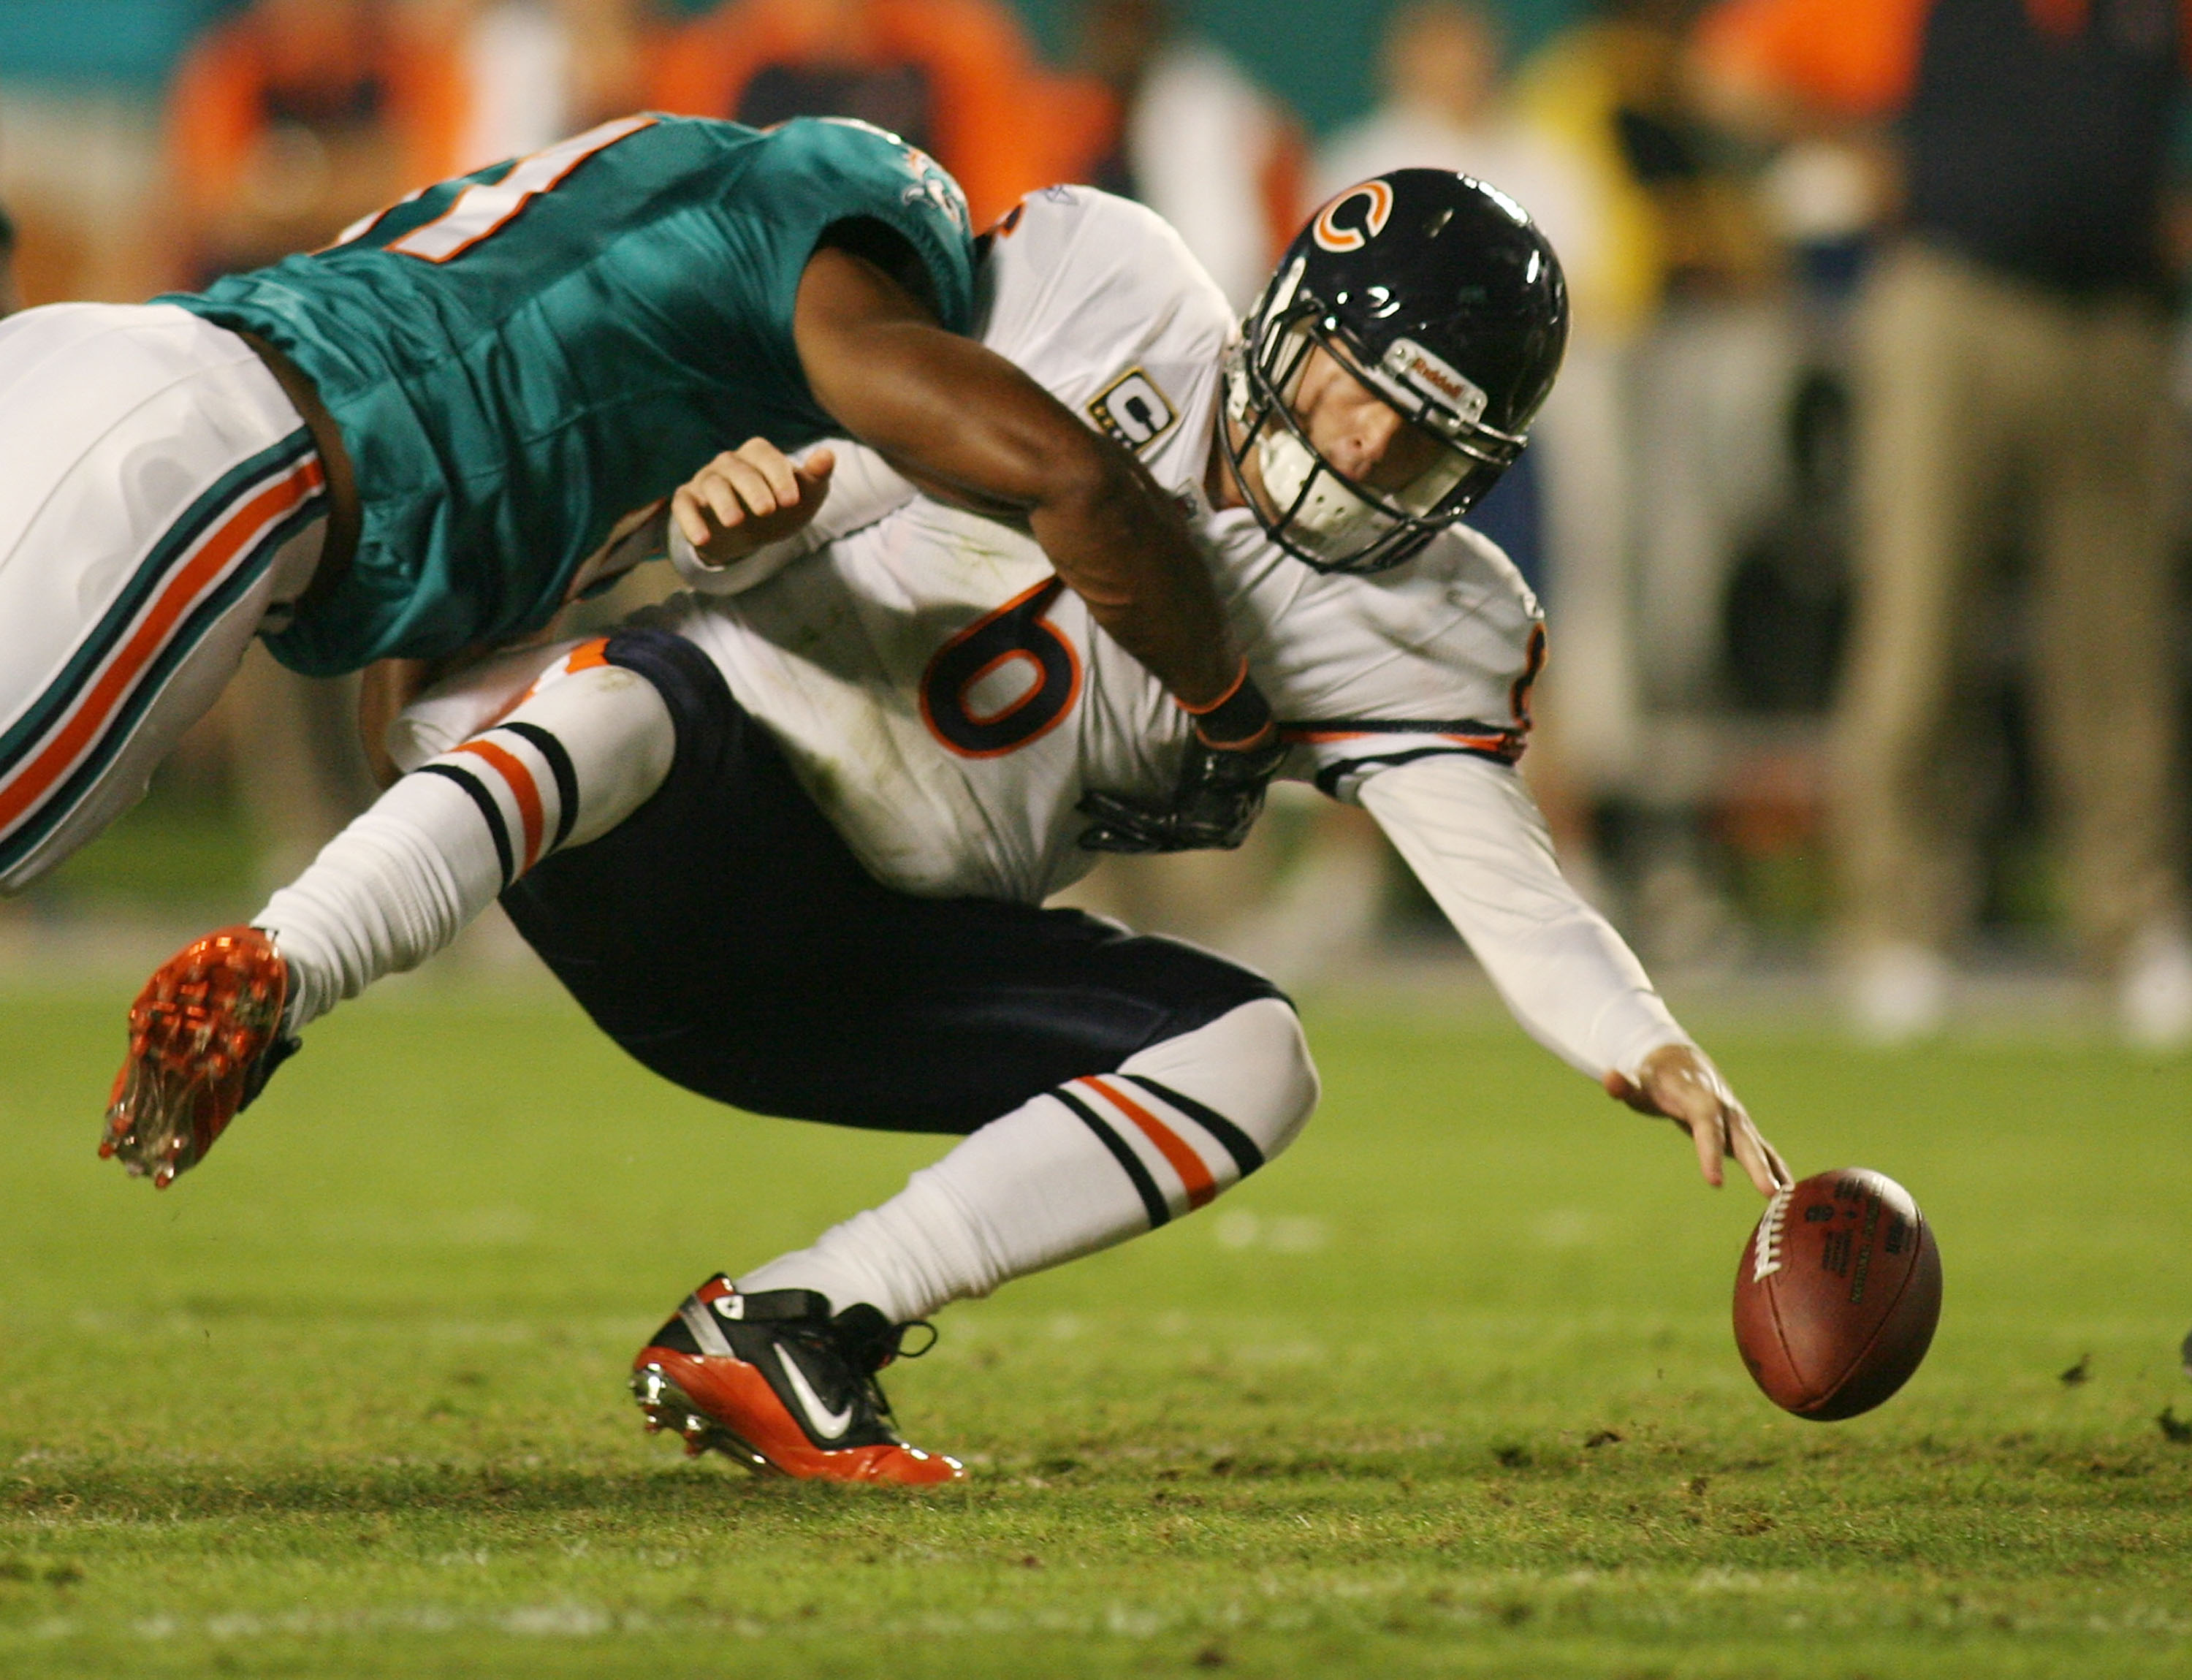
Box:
[0,115,1279,894]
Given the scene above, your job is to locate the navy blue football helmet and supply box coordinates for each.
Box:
[1221,170,1569,574]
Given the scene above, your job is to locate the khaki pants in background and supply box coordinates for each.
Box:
[1832,241,2185,965]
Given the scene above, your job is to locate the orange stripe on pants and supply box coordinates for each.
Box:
[0,456,324,835]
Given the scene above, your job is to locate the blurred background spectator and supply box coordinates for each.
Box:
[651,0,1106,227]
[433,0,653,167]
[1699,0,2192,1045]
[167,0,452,285]
[0,197,18,316]
[1075,0,1304,311]
[1,0,2187,1042]
[1512,0,1800,967]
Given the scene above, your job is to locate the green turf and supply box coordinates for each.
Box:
[0,984,2187,1678]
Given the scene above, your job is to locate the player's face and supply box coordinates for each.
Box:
[1222,342,1457,517]
[1288,343,1450,493]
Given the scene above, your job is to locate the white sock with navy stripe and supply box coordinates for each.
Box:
[256,661,674,1031]
[736,997,1320,1324]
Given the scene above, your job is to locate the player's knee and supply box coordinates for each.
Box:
[1232,997,1320,1166]
[493,664,676,851]
[1119,995,1320,1179]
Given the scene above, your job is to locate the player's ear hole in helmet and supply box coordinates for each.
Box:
[1221,170,1569,575]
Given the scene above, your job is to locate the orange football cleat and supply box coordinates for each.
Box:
[631,1277,963,1485]
[102,926,296,1188]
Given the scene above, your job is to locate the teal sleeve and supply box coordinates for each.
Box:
[746,117,979,341]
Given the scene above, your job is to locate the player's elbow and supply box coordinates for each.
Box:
[1017,418,1135,517]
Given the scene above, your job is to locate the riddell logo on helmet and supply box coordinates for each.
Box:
[1312,180,1394,253]
[1381,338,1488,426]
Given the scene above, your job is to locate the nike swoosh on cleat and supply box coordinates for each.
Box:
[776,1345,856,1440]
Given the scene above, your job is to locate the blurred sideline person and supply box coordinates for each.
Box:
[650,0,1105,229]
[425,0,654,172]
[1700,0,2192,1044]
[0,116,1270,899]
[1515,0,1789,920]
[1317,1,1598,257]
[1075,0,1306,313]
[167,0,454,286]
[102,178,1787,1484]
[0,201,18,319]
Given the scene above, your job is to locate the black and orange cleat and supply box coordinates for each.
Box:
[102,926,298,1187]
[631,1277,963,1485]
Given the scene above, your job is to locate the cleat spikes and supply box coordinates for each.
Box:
[99,927,295,1187]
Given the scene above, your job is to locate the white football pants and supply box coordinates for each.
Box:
[0,303,327,893]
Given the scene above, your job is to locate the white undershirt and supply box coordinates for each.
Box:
[1357,752,1689,1079]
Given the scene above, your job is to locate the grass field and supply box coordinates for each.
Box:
[0,980,2188,1679]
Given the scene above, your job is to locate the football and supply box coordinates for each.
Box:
[1733,1168,1943,1421]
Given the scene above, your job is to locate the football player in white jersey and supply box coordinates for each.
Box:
[99,172,1788,1485]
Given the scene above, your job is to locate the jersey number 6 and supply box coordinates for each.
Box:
[919,577,1083,758]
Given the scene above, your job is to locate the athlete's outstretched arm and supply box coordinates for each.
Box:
[1356,753,1789,1196]
[794,244,1243,713]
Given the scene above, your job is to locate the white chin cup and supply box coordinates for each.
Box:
[1255,425,1385,548]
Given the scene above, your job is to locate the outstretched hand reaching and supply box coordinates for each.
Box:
[1604,1043,1790,1196]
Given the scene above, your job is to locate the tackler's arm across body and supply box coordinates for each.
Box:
[359,235,1278,798]
[653,238,1286,840]
[789,245,1252,723]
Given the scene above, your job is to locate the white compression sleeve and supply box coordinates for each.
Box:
[737,998,1320,1323]
[1356,753,1690,1081]
[255,662,675,1031]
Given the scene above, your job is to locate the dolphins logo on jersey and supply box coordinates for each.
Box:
[1087,366,1178,452]
[815,115,971,234]
[1312,180,1394,254]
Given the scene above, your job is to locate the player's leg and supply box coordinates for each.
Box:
[100,638,676,1185]
[469,631,1321,1481]
[2027,294,2190,1044]
[0,303,330,894]
[731,987,1315,1323]
[628,973,1318,1485]
[1828,247,2007,1035]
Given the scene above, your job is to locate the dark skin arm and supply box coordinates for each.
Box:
[358,238,1253,769]
[791,243,1241,711]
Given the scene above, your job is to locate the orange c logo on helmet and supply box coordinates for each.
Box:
[1312,180,1395,253]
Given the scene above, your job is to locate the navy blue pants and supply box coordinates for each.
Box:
[500,630,1285,1136]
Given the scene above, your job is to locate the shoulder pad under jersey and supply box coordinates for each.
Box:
[976,188,1233,398]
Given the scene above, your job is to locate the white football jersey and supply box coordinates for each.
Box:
[654,186,1546,907]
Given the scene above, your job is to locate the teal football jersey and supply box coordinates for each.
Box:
[166,115,975,677]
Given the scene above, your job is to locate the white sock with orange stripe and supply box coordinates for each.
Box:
[256,662,674,1031]
[736,998,1320,1324]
